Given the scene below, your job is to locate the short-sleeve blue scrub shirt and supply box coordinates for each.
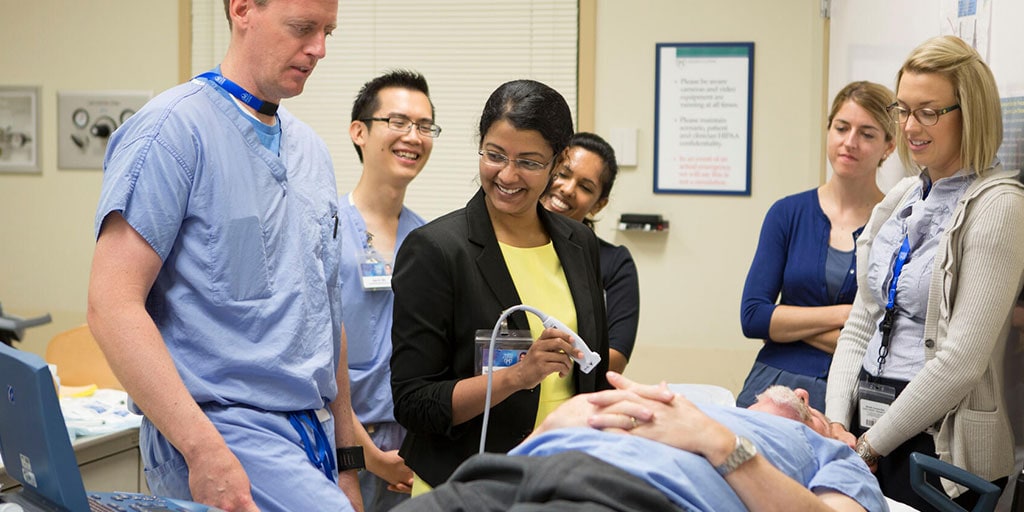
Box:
[94,75,350,512]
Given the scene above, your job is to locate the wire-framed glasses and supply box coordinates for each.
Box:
[478,150,555,172]
[886,102,960,126]
[361,115,442,138]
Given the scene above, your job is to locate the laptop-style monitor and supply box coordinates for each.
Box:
[0,342,211,512]
[0,342,91,511]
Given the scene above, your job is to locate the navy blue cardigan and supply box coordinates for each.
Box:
[740,188,861,378]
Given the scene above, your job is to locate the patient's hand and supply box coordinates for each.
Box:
[533,388,655,437]
[588,386,736,464]
[605,372,675,404]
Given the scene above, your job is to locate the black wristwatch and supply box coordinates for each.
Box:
[336,446,365,472]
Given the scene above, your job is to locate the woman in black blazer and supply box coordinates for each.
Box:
[390,80,610,490]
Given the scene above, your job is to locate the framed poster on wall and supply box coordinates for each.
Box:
[654,42,754,195]
[0,86,41,173]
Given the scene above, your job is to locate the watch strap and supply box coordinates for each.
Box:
[715,436,757,476]
[336,445,365,471]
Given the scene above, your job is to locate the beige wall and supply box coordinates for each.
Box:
[0,1,828,398]
[590,0,828,394]
[0,1,181,355]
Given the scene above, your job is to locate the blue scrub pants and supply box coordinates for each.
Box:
[140,404,355,512]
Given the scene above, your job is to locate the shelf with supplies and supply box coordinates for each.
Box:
[617,213,669,232]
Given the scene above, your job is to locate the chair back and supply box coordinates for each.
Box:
[45,324,122,391]
[909,452,1000,512]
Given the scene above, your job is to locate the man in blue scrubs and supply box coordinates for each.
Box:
[87,1,361,511]
[341,70,437,510]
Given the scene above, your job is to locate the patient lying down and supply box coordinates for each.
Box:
[394,373,886,512]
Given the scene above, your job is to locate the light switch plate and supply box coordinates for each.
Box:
[57,90,151,170]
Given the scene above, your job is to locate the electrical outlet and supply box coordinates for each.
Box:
[57,90,151,170]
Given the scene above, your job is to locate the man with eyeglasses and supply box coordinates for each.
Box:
[341,69,439,511]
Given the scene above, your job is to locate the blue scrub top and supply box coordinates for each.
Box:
[95,75,343,412]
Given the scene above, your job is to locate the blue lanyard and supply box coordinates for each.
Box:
[288,410,337,483]
[886,236,911,310]
[877,235,911,371]
[196,72,278,116]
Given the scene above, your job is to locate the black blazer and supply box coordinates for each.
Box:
[390,189,610,486]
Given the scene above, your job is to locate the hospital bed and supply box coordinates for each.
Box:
[667,383,1004,512]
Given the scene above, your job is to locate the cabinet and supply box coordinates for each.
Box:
[0,427,144,494]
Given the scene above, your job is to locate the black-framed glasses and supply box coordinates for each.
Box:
[361,116,442,138]
[886,102,960,126]
[478,150,555,172]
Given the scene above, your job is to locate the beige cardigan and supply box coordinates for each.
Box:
[825,165,1024,496]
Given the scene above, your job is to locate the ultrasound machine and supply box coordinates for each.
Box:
[0,342,217,511]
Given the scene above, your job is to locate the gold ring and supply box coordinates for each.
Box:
[630,416,638,428]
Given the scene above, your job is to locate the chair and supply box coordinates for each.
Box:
[908,452,1001,512]
[45,324,122,391]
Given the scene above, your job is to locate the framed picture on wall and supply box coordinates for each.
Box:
[653,42,754,195]
[0,86,41,173]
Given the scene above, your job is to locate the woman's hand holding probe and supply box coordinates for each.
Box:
[513,327,579,388]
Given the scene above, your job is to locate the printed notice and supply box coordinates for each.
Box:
[654,44,753,195]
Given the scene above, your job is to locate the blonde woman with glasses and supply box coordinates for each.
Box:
[389,80,610,494]
[825,35,1024,511]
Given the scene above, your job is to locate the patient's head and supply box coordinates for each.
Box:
[749,386,855,448]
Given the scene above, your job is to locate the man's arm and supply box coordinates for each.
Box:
[88,213,258,512]
[329,329,364,511]
[342,328,412,493]
[350,414,412,493]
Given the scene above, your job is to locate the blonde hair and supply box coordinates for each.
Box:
[896,35,1002,175]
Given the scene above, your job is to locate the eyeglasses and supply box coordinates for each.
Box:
[478,150,555,172]
[886,102,960,127]
[361,116,442,138]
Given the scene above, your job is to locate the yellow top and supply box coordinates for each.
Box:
[410,241,578,497]
[498,241,576,427]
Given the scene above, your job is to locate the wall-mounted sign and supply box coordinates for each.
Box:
[654,42,754,195]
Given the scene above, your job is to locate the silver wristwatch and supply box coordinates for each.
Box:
[715,436,757,476]
[855,436,881,465]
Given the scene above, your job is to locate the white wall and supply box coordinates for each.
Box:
[0,1,181,355]
[591,0,827,392]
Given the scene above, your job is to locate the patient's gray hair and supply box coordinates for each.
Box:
[755,385,811,423]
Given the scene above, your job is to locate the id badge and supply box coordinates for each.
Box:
[857,380,895,429]
[474,329,532,376]
[359,250,392,291]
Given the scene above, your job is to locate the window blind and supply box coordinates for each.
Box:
[191,0,578,221]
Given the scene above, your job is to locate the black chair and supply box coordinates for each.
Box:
[908,452,1001,512]
[1015,470,1024,512]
